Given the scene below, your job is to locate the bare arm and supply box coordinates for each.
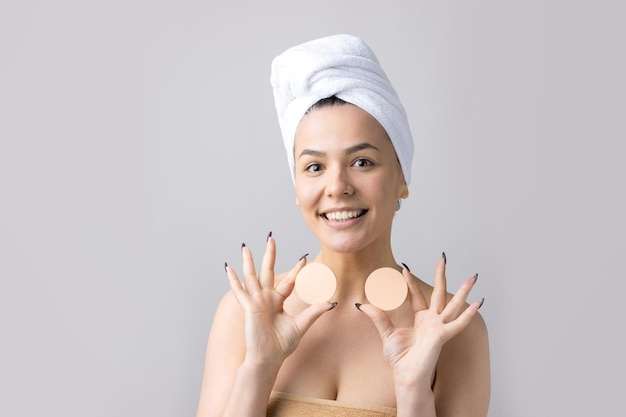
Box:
[357,254,490,417]
[196,291,280,417]
[196,237,333,417]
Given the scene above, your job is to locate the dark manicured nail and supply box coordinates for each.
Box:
[241,242,246,249]
[401,262,411,272]
[478,297,485,309]
[328,302,338,311]
[266,231,273,241]
[355,303,362,311]
[442,252,447,265]
[224,262,228,272]
[299,253,309,261]
[474,273,479,283]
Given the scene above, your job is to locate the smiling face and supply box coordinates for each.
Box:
[294,103,409,254]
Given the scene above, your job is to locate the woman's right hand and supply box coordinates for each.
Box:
[225,234,334,371]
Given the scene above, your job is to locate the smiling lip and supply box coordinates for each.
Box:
[321,209,368,222]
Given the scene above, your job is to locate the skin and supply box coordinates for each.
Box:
[196,104,490,417]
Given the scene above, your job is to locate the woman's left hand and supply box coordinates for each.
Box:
[356,255,482,388]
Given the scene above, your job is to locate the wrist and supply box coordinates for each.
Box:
[240,356,283,381]
[394,379,436,417]
[393,369,432,391]
[221,360,282,417]
[394,376,432,395]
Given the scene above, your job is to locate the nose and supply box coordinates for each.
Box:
[325,165,354,197]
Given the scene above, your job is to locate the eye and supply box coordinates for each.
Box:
[352,158,373,168]
[305,163,323,173]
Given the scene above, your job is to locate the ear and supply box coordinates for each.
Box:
[398,179,409,200]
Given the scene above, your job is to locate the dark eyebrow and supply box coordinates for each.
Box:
[298,142,380,159]
[345,142,380,154]
[298,149,325,159]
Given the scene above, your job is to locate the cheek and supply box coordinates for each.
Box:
[294,182,315,210]
[365,175,399,206]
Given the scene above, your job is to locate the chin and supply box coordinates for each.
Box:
[318,233,372,254]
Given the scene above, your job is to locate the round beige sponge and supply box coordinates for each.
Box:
[364,267,408,311]
[295,263,337,304]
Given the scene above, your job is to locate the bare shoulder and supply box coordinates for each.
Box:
[411,273,435,299]
[206,290,245,354]
[434,310,490,416]
[408,273,490,416]
[196,290,246,417]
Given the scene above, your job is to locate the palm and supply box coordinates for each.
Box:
[226,237,332,365]
[242,293,303,362]
[360,258,481,384]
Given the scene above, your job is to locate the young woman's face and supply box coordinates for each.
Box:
[294,104,409,253]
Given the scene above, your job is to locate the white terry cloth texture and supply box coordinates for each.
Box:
[270,33,414,185]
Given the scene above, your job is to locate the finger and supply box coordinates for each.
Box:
[293,301,337,336]
[442,299,483,341]
[441,274,478,322]
[355,303,395,340]
[274,254,307,299]
[225,263,251,309]
[430,255,448,313]
[241,244,260,294]
[403,265,428,312]
[259,233,276,290]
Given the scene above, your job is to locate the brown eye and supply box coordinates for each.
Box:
[305,163,322,172]
[353,158,373,167]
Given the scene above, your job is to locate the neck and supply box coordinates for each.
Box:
[312,238,401,301]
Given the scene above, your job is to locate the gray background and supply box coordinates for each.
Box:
[1,0,624,416]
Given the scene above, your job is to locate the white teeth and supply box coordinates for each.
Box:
[324,210,364,221]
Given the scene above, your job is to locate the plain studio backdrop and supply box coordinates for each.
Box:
[1,1,624,416]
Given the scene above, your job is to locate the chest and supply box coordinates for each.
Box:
[272,308,401,407]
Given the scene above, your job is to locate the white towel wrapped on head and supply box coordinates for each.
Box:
[270,34,414,185]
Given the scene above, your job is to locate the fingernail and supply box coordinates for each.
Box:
[442,251,447,265]
[224,262,228,272]
[266,231,273,241]
[299,253,309,261]
[478,297,485,309]
[355,303,362,311]
[241,242,246,249]
[474,273,479,283]
[401,262,410,272]
[328,302,338,311]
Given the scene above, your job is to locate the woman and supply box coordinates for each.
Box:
[196,34,490,417]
